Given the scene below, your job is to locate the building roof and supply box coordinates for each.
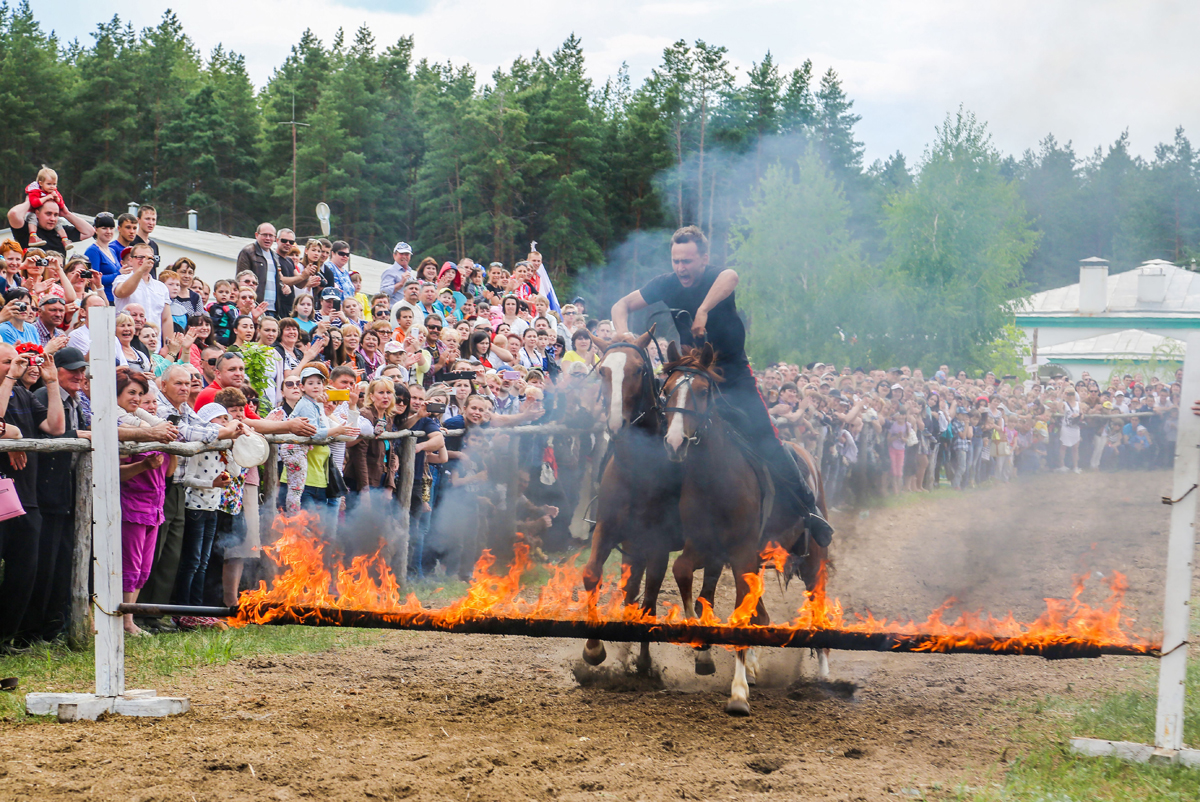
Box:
[1017,260,1200,320]
[1037,328,1185,361]
[2,222,394,295]
[130,224,395,294]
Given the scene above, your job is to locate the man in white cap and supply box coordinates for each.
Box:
[379,242,414,307]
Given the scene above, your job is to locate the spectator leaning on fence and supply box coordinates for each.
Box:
[0,341,64,647]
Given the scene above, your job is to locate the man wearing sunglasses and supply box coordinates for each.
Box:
[236,222,301,319]
[319,240,356,301]
[113,242,172,339]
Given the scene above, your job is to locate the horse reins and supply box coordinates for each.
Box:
[597,340,665,432]
[663,365,718,448]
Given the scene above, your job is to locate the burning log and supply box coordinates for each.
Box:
[117,603,1158,660]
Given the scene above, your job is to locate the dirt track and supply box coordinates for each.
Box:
[0,470,1177,801]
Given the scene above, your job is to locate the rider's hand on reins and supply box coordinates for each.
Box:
[690,309,708,341]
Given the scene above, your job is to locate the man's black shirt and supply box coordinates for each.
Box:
[13,223,82,258]
[3,385,47,507]
[639,266,747,371]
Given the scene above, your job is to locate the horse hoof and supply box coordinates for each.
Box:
[635,653,652,675]
[725,699,750,717]
[695,653,717,676]
[582,643,607,666]
[746,672,757,687]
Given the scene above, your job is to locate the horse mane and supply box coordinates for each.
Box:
[661,347,724,384]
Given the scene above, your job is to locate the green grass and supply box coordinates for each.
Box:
[0,625,390,723]
[874,485,963,510]
[961,655,1200,800]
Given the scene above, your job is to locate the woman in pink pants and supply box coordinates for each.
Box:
[117,367,174,637]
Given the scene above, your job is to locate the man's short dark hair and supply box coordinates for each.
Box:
[136,204,156,218]
[215,352,243,368]
[330,365,357,383]
[116,212,137,228]
[671,225,709,255]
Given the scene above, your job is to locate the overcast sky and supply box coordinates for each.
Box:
[32,0,1200,166]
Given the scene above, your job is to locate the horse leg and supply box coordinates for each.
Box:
[621,553,647,670]
[636,548,669,675]
[726,649,751,717]
[693,555,722,676]
[799,542,832,681]
[745,598,769,687]
[672,546,714,676]
[725,555,760,716]
[672,545,697,619]
[581,521,611,667]
[697,558,722,618]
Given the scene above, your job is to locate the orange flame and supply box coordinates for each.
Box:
[233,513,1157,654]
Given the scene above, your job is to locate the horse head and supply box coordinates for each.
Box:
[596,324,658,435]
[662,341,720,462]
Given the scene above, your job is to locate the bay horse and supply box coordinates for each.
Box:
[661,342,830,715]
[579,326,683,673]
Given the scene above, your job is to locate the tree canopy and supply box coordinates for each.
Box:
[5,5,1199,371]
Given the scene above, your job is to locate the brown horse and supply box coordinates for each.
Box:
[661,342,829,714]
[670,442,831,683]
[579,327,683,673]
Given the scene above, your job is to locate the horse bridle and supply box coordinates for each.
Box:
[598,340,664,433]
[662,365,717,450]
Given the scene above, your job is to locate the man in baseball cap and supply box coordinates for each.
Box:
[379,241,415,307]
[53,346,87,371]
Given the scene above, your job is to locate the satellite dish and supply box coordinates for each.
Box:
[316,202,331,237]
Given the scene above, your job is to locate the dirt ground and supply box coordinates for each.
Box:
[0,470,1179,801]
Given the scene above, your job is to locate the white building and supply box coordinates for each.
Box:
[12,216,396,300]
[1016,257,1197,381]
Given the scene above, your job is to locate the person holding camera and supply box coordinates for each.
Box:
[0,341,66,646]
[317,287,345,326]
[0,288,38,346]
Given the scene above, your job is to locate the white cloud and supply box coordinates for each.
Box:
[32,0,1200,164]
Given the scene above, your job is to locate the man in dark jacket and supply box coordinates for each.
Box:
[0,343,65,646]
[236,223,303,318]
[26,347,88,642]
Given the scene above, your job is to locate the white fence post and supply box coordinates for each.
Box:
[89,307,124,697]
[1072,332,1200,765]
[1154,331,1200,753]
[25,308,189,721]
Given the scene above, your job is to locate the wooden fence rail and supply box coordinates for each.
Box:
[0,419,602,650]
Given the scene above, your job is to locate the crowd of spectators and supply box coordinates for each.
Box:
[0,186,1185,649]
[754,362,1181,508]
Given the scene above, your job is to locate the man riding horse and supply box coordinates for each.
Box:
[610,225,834,547]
